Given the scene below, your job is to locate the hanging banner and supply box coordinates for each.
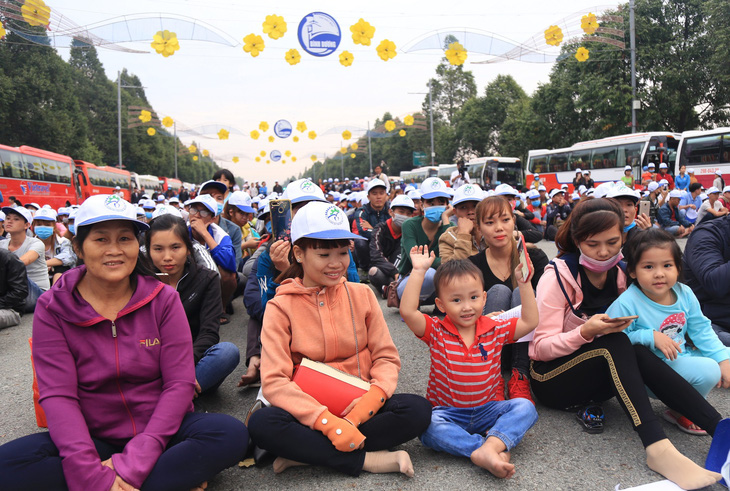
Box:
[297,12,341,57]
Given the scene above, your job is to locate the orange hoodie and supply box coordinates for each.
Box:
[260,277,401,428]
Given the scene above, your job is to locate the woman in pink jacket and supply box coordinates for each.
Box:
[529,197,724,490]
[0,195,248,491]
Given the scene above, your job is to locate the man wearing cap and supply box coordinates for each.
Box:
[353,178,391,271]
[273,181,283,194]
[582,170,594,189]
[0,248,27,328]
[32,208,77,286]
[199,180,243,269]
[657,189,694,237]
[714,170,725,192]
[688,167,699,186]
[526,189,547,234]
[0,206,49,312]
[439,184,484,263]
[640,181,663,224]
[642,163,656,185]
[697,187,728,224]
[259,181,268,195]
[544,189,571,241]
[679,182,703,217]
[656,163,674,189]
[608,185,651,243]
[368,195,417,297]
[720,185,730,210]
[373,162,390,193]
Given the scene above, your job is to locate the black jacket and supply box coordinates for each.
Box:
[356,202,390,240]
[0,249,27,311]
[175,258,222,363]
[369,219,401,278]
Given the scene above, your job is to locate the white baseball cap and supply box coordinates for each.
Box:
[200,180,228,196]
[582,170,590,175]
[257,199,270,218]
[228,191,255,213]
[723,185,730,193]
[26,202,40,210]
[561,183,568,189]
[152,204,182,219]
[136,206,145,216]
[648,163,656,168]
[659,179,668,185]
[533,174,540,178]
[282,179,327,204]
[549,189,564,199]
[390,195,416,210]
[668,189,684,199]
[716,170,723,176]
[706,186,720,195]
[575,168,582,173]
[188,194,218,216]
[74,194,149,232]
[688,168,695,174]
[142,199,156,210]
[291,202,365,243]
[647,182,660,192]
[607,185,640,203]
[366,178,387,193]
[406,189,422,200]
[33,208,57,221]
[700,193,708,201]
[578,185,587,195]
[420,177,450,199]
[57,207,69,216]
[1,206,32,223]
[0,211,4,221]
[571,192,580,201]
[538,185,547,192]
[593,182,614,199]
[624,165,632,171]
[157,195,166,202]
[494,183,518,197]
[659,163,668,169]
[452,184,484,206]
[526,189,540,199]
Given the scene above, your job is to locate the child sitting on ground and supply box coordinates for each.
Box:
[400,247,539,478]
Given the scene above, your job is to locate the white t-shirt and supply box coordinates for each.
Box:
[697,200,724,222]
[450,170,471,189]
[0,235,50,290]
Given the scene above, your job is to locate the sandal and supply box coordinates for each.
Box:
[663,410,708,436]
[576,405,604,434]
[219,314,230,325]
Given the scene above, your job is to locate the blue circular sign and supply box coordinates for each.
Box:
[270,150,282,162]
[297,12,341,57]
[273,120,292,139]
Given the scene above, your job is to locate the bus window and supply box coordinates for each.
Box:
[547,153,568,173]
[0,149,26,178]
[529,155,547,174]
[591,146,617,169]
[617,143,644,167]
[681,135,722,166]
[568,150,591,171]
[24,157,45,180]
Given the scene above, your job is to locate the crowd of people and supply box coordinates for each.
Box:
[0,162,730,490]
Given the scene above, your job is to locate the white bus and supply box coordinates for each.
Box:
[467,157,523,189]
[130,172,161,196]
[400,166,438,185]
[676,127,730,188]
[526,132,681,191]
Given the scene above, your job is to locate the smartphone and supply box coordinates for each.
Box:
[516,234,533,281]
[638,200,650,218]
[609,315,639,322]
[269,199,292,242]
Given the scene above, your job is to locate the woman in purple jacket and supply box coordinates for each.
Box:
[0,195,248,491]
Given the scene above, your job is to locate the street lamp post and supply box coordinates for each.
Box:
[116,71,146,169]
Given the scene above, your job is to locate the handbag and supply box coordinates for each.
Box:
[386,278,401,308]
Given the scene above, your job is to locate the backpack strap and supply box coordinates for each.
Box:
[549,260,583,318]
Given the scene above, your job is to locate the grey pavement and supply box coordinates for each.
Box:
[3,237,726,490]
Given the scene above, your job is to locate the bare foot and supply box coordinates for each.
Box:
[273,457,308,474]
[190,482,207,491]
[470,437,515,478]
[646,439,721,489]
[362,450,414,477]
[238,358,261,387]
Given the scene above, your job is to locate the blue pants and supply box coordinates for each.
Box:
[397,269,437,304]
[420,399,538,458]
[195,342,240,393]
[0,412,248,491]
[649,349,729,399]
[24,277,45,313]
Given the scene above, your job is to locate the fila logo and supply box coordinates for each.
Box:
[139,338,161,347]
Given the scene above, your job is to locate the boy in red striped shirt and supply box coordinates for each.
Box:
[400,246,539,478]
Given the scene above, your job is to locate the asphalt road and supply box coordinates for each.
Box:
[3,237,725,490]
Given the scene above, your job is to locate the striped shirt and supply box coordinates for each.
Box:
[418,313,517,408]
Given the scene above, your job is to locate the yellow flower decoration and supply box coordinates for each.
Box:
[339,51,354,67]
[575,47,590,62]
[350,19,375,46]
[147,127,156,136]
[250,130,260,140]
[188,144,197,153]
[311,155,317,162]
[292,156,297,162]
[203,150,210,157]
[161,116,174,128]
[285,48,301,66]
[0,22,7,39]
[193,156,199,161]
[350,153,356,159]
[445,42,467,66]
[260,151,266,157]
[218,129,230,140]
[376,39,397,61]
[268,136,275,143]
[340,147,347,154]
[21,0,51,27]
[351,143,359,151]
[293,136,299,143]
[581,13,599,35]
[282,160,286,164]
[259,121,269,132]
[243,34,265,57]
[232,157,239,163]
[404,115,414,126]
[384,120,396,132]
[151,30,180,58]
[285,150,292,157]
[342,130,352,140]
[138,110,152,123]
[308,131,317,140]
[266,160,271,164]
[296,121,307,132]
[262,14,287,40]
[544,25,564,46]
[255,156,261,162]
[399,129,406,137]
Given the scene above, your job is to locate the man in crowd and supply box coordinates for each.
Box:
[657,189,694,237]
[0,248,28,329]
[354,178,390,271]
[368,195,416,297]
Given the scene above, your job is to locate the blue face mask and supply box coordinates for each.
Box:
[68,224,75,234]
[424,205,446,223]
[515,199,522,208]
[145,212,153,219]
[217,203,224,215]
[34,225,54,239]
[265,221,272,233]
[531,200,541,207]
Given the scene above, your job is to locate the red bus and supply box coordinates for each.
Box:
[0,144,79,208]
[159,176,182,193]
[74,160,131,201]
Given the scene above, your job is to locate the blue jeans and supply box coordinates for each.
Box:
[397,269,437,304]
[24,277,45,314]
[420,399,538,457]
[195,342,240,393]
[663,225,681,236]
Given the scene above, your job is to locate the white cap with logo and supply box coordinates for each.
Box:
[1,206,32,223]
[282,179,327,204]
[291,202,365,243]
[452,184,484,206]
[390,195,416,210]
[188,194,219,216]
[74,194,149,232]
[228,191,256,213]
[420,177,451,199]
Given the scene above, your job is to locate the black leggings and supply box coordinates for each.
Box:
[530,333,722,447]
[248,394,431,476]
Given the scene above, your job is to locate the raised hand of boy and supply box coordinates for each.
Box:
[399,245,435,338]
[653,331,681,360]
[410,245,435,273]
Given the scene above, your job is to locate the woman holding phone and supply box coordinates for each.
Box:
[467,196,548,403]
[529,197,724,490]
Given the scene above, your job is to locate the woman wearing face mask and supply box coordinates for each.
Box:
[396,178,452,304]
[530,198,725,490]
[32,208,76,286]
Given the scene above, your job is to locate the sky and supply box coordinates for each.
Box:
[45,0,621,184]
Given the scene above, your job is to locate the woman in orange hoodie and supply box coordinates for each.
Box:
[247,201,431,477]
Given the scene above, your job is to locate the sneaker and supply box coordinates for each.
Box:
[507,368,534,404]
[494,376,506,401]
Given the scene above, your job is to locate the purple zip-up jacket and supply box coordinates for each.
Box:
[33,266,195,491]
